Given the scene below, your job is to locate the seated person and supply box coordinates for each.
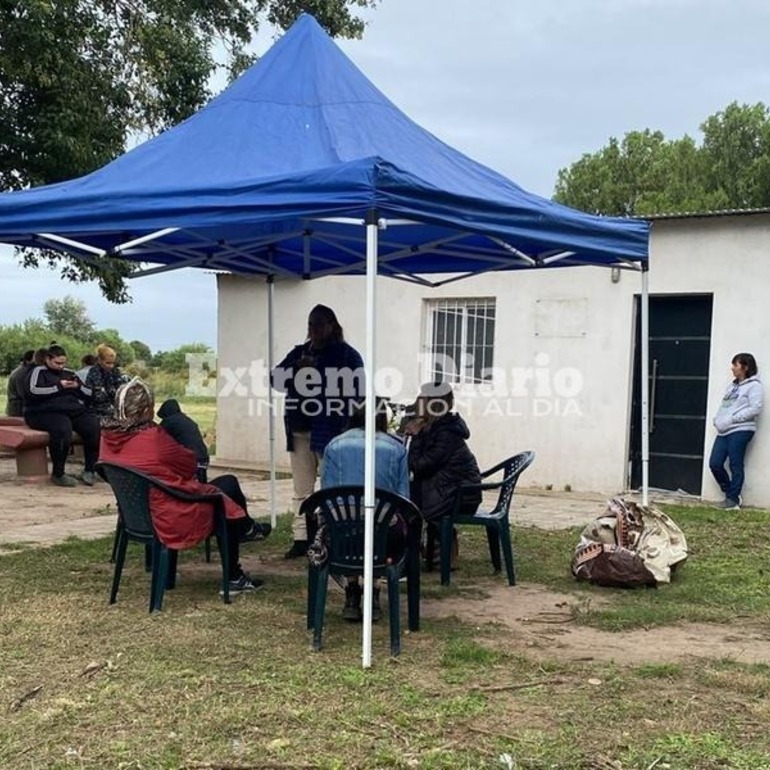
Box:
[85,344,130,421]
[99,378,271,593]
[76,354,96,384]
[320,398,409,622]
[24,343,101,487]
[404,382,482,566]
[6,349,34,417]
[157,398,210,483]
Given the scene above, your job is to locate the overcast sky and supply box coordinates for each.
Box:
[2,0,769,352]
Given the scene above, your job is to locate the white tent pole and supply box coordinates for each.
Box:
[362,212,379,668]
[267,275,277,527]
[640,265,650,506]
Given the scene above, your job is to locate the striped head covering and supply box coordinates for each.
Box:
[104,377,155,432]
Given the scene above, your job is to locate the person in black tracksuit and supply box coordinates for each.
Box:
[23,344,101,487]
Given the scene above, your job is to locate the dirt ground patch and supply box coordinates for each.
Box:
[423,582,770,665]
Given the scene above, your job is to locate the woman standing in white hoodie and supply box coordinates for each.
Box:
[709,353,763,510]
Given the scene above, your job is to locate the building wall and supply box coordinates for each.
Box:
[215,214,770,505]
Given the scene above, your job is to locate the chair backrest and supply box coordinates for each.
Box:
[300,486,419,576]
[484,451,535,516]
[97,462,157,542]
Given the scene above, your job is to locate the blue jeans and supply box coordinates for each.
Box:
[709,430,754,503]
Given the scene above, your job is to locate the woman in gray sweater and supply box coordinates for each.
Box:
[709,352,763,510]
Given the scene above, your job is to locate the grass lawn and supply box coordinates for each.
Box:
[3,505,770,768]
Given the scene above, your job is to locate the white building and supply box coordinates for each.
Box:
[214,210,770,507]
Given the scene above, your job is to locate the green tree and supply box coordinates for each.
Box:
[700,102,770,208]
[1,0,378,300]
[0,320,92,375]
[129,340,152,361]
[554,102,770,216]
[43,296,96,342]
[0,319,49,374]
[151,343,213,372]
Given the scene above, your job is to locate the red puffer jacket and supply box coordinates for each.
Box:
[99,425,246,550]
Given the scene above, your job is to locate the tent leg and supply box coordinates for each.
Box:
[362,211,379,669]
[267,275,277,528]
[640,266,650,506]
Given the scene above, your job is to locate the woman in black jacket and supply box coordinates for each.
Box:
[405,382,482,522]
[24,344,101,487]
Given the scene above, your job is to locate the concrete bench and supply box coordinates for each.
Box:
[0,424,83,479]
[0,416,26,427]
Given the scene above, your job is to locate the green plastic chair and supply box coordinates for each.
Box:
[432,450,535,587]
[300,486,421,657]
[97,461,231,612]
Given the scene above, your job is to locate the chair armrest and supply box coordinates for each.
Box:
[96,462,225,505]
[149,477,223,504]
[480,459,509,479]
[452,479,504,496]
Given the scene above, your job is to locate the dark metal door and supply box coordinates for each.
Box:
[629,295,713,494]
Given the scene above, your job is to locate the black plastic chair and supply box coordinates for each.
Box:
[430,450,535,587]
[300,486,421,657]
[97,461,231,612]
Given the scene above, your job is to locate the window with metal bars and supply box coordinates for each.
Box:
[424,298,496,384]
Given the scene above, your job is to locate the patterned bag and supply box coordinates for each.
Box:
[572,498,687,587]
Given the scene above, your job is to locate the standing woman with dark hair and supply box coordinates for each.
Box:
[709,352,763,510]
[272,304,364,558]
[24,344,101,487]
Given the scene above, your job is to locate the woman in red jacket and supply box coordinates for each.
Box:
[99,378,270,593]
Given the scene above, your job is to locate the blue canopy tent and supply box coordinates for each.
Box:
[0,14,650,665]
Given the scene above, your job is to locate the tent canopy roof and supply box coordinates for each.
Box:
[0,14,648,280]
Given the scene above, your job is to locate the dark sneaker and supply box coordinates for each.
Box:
[283,540,308,559]
[221,573,264,595]
[51,474,78,488]
[79,471,96,487]
[371,587,382,623]
[343,583,362,622]
[241,522,272,542]
[714,498,740,510]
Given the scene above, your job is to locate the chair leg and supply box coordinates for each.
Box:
[109,516,123,564]
[439,517,453,586]
[497,518,516,586]
[204,536,212,563]
[144,544,152,573]
[150,542,169,612]
[166,550,178,589]
[307,564,319,630]
[386,567,401,657]
[313,567,330,651]
[486,526,502,574]
[406,518,421,632]
[109,530,128,604]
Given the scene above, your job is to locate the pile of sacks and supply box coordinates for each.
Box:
[571,497,688,588]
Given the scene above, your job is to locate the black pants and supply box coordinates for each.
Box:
[25,410,101,477]
[210,474,254,580]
